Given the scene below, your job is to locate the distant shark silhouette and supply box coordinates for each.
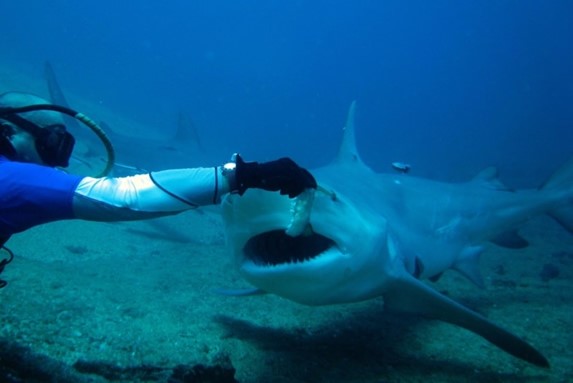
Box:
[44,61,205,173]
[45,61,209,242]
[44,61,83,136]
[221,101,573,367]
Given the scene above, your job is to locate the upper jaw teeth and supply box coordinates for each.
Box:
[241,226,337,267]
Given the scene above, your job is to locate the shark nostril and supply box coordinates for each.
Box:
[244,230,334,266]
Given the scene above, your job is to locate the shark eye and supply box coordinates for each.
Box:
[243,230,334,266]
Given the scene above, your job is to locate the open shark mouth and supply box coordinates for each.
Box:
[243,229,336,266]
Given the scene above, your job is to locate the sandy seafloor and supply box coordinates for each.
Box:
[1,212,572,383]
[1,63,573,383]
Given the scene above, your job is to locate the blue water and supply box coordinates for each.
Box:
[1,0,572,186]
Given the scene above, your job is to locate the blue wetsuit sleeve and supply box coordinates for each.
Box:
[0,158,83,236]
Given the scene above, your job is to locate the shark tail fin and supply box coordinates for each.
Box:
[541,156,573,234]
[177,112,204,153]
[384,275,549,367]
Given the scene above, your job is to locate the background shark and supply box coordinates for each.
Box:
[222,101,573,368]
[44,61,208,174]
[44,61,216,242]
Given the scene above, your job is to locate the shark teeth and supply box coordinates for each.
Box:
[243,229,335,266]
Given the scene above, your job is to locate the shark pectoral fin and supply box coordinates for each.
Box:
[549,206,573,234]
[491,230,529,249]
[428,272,443,283]
[383,275,549,367]
[213,287,266,297]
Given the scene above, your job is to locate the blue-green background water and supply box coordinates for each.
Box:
[1,0,571,186]
[1,2,573,382]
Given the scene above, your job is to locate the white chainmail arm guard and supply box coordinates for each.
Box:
[72,167,231,221]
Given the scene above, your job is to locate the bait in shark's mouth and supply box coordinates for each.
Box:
[243,229,335,266]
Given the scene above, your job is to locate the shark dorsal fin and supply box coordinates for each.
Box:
[336,101,365,167]
[472,166,499,182]
[471,166,513,191]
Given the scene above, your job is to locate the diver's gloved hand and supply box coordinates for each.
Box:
[233,154,317,198]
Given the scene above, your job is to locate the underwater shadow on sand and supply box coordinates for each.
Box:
[214,305,548,383]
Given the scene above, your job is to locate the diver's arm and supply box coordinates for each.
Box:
[72,155,317,222]
[72,167,230,221]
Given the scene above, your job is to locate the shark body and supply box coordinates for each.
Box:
[222,102,573,368]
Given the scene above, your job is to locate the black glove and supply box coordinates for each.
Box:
[234,154,317,198]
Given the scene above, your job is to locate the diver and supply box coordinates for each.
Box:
[0,92,317,287]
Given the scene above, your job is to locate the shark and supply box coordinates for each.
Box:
[221,101,573,368]
[44,61,207,174]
